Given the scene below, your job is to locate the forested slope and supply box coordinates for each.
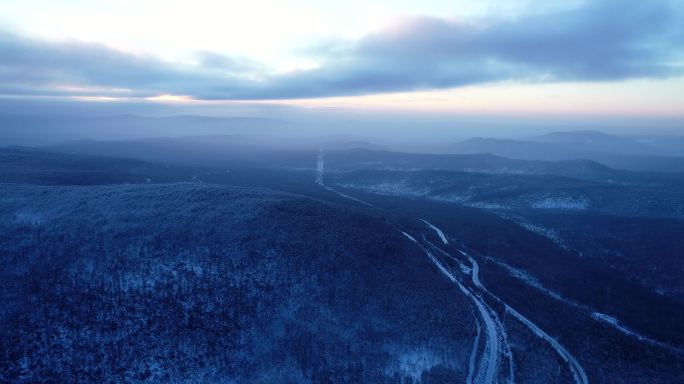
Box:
[0,183,473,383]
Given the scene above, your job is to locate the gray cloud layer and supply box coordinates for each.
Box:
[1,0,683,100]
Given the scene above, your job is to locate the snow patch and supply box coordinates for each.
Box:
[14,211,44,226]
[421,220,448,244]
[431,192,472,203]
[464,202,509,210]
[339,180,428,197]
[495,212,569,249]
[401,231,417,243]
[531,196,589,210]
[487,257,578,307]
[385,348,448,382]
[590,312,674,350]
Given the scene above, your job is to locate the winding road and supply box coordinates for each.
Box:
[316,151,589,383]
[418,220,588,384]
[419,223,514,384]
[316,150,372,206]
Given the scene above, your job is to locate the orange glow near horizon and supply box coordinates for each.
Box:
[145,94,193,103]
[50,76,684,119]
[191,77,684,118]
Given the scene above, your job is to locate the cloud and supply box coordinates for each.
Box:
[247,0,684,98]
[195,51,269,76]
[0,31,257,98]
[1,0,683,100]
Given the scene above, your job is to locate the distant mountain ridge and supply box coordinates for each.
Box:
[0,145,198,185]
[449,130,684,172]
[324,148,626,182]
[0,114,291,146]
[39,135,683,183]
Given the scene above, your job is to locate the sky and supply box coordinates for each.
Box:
[0,0,683,118]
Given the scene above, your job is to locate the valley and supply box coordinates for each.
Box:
[1,139,683,383]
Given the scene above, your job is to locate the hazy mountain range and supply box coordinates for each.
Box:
[449,130,684,172]
[2,128,684,383]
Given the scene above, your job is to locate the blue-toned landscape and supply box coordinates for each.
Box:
[2,1,684,383]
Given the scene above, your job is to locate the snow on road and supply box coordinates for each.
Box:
[402,231,417,243]
[417,234,508,384]
[316,149,325,185]
[506,305,588,384]
[486,255,680,353]
[465,254,515,384]
[385,197,671,382]
[484,256,582,309]
[424,250,502,384]
[316,150,373,206]
[420,219,449,244]
[467,319,482,384]
[468,286,503,384]
[419,221,589,384]
[423,248,458,284]
[591,313,680,352]
[460,234,588,384]
[469,256,483,290]
[592,313,639,338]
